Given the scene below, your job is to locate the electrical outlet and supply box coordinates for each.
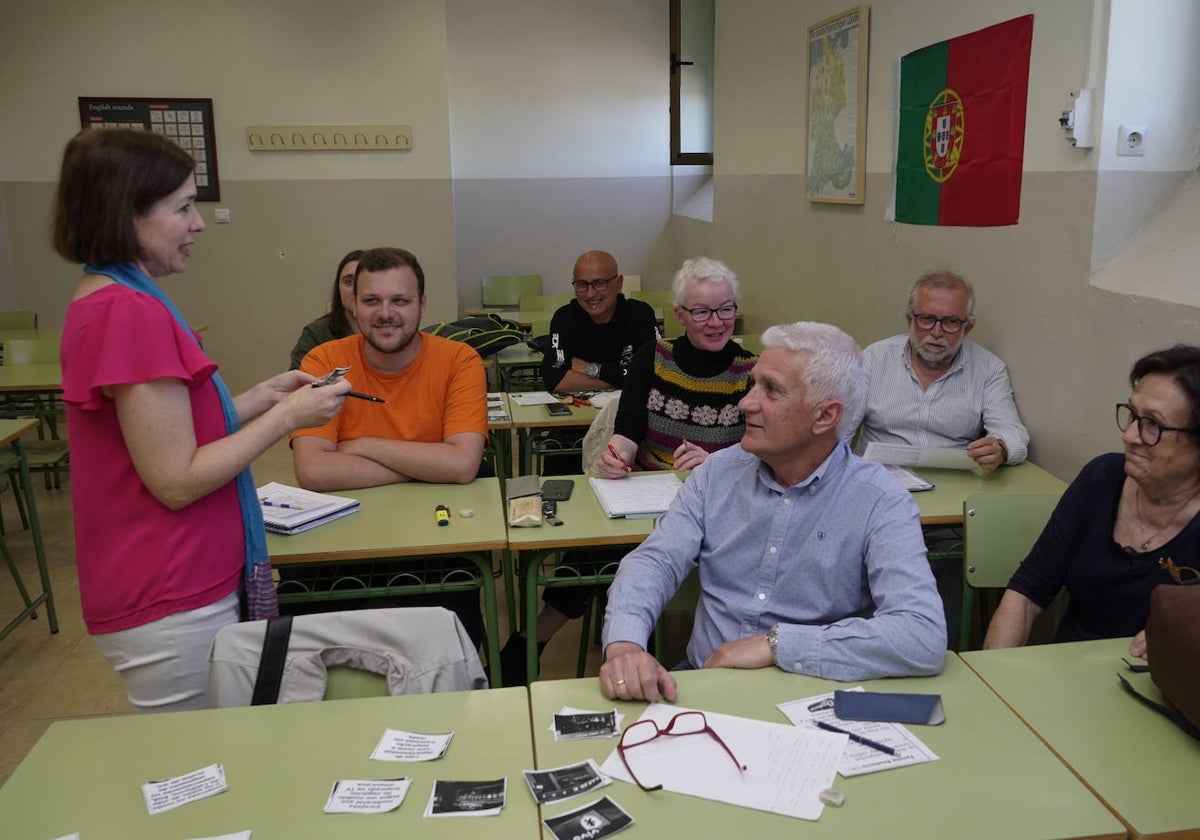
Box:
[1117,124,1147,157]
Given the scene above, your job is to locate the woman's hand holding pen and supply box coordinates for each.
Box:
[596,435,636,479]
[672,440,708,471]
[280,373,350,429]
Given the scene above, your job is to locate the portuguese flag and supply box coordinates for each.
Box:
[894,15,1033,226]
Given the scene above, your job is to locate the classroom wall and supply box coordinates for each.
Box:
[706,0,1200,480]
[0,0,457,394]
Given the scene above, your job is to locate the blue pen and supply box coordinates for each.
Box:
[260,499,308,511]
[816,720,897,756]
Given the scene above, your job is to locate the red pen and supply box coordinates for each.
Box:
[571,396,592,407]
[607,444,632,473]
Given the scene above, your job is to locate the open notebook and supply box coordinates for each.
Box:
[588,473,684,519]
[257,481,361,534]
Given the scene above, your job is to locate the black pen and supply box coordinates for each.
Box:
[816,720,897,756]
[347,391,385,403]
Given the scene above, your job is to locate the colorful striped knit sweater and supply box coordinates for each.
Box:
[615,336,756,471]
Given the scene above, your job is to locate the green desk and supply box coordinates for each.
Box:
[266,478,508,686]
[0,687,538,839]
[507,473,672,682]
[0,363,61,393]
[487,392,514,482]
[495,344,543,392]
[0,418,55,641]
[531,658,1125,839]
[964,638,1200,839]
[912,460,1067,525]
[509,399,600,475]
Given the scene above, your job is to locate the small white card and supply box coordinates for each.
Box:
[509,391,562,406]
[371,728,454,762]
[192,834,252,840]
[323,778,412,814]
[141,763,229,815]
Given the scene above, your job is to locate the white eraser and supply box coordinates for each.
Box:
[459,508,475,518]
[819,787,845,807]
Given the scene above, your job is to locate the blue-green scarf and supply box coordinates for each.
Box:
[83,262,278,620]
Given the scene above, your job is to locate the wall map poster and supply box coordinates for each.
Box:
[805,7,869,204]
[78,97,220,201]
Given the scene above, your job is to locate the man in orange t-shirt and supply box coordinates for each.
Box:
[290,247,488,648]
[292,247,487,489]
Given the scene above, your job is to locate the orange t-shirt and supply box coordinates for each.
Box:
[291,333,487,445]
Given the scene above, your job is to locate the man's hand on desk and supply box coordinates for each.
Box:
[966,435,1007,473]
[702,634,773,671]
[600,642,678,703]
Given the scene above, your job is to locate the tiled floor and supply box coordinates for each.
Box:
[0,441,606,787]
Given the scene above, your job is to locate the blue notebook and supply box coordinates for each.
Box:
[834,690,945,725]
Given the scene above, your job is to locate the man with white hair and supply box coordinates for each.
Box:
[599,322,946,702]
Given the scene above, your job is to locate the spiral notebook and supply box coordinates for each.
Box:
[257,481,360,535]
[588,473,683,519]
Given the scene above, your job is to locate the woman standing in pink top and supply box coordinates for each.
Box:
[52,128,349,712]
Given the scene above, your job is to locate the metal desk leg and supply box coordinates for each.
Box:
[465,550,503,689]
[0,439,56,640]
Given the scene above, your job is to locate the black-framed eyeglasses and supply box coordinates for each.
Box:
[1116,403,1200,446]
[1160,557,1200,586]
[572,275,617,293]
[679,303,738,323]
[617,710,747,792]
[909,312,969,333]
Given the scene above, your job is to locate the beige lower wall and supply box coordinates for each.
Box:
[696,171,1200,481]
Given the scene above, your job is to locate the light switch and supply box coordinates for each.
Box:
[213,208,231,224]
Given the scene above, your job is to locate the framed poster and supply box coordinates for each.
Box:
[78,97,220,201]
[805,6,869,204]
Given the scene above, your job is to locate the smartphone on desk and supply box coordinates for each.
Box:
[546,402,573,417]
[541,479,574,501]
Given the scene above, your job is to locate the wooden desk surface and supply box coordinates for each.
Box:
[911,460,1068,525]
[0,363,62,392]
[531,658,1124,840]
[963,638,1200,839]
[0,417,38,446]
[0,688,538,840]
[266,477,507,564]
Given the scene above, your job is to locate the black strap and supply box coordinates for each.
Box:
[1117,673,1200,740]
[250,615,294,705]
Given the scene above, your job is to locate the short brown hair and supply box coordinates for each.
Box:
[52,128,196,265]
[1131,345,1200,442]
[354,247,425,297]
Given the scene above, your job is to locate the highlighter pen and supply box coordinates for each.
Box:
[607,444,632,473]
[816,721,897,756]
[347,391,385,403]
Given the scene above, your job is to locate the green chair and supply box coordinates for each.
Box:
[959,493,1060,650]
[3,338,57,365]
[631,290,674,309]
[0,311,37,329]
[482,275,542,309]
[518,294,572,312]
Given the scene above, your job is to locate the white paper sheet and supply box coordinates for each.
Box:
[140,763,229,815]
[509,391,562,406]
[862,441,975,470]
[323,778,412,813]
[777,688,939,777]
[599,704,844,821]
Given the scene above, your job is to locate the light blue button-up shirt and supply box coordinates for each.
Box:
[603,441,947,681]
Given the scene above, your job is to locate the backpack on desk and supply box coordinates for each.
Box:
[1146,583,1200,738]
[422,314,526,357]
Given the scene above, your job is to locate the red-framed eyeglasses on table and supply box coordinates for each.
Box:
[617,710,748,792]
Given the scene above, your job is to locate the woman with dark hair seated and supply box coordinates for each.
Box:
[288,249,365,369]
[985,344,1200,657]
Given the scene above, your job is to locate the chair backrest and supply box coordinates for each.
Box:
[482,274,542,308]
[631,290,674,309]
[206,606,488,707]
[4,338,59,366]
[622,273,642,292]
[962,494,1060,589]
[0,310,37,329]
[518,293,572,311]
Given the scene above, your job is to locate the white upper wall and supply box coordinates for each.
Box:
[445,0,669,178]
[714,0,1098,175]
[0,0,452,182]
[1099,0,1200,172]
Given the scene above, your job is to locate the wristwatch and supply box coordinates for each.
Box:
[585,362,600,379]
[766,625,780,665]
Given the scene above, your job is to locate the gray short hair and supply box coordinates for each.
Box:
[905,270,976,321]
[761,321,865,439]
[671,257,741,306]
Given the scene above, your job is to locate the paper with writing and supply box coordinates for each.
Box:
[323,777,412,813]
[370,729,454,762]
[140,763,229,815]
